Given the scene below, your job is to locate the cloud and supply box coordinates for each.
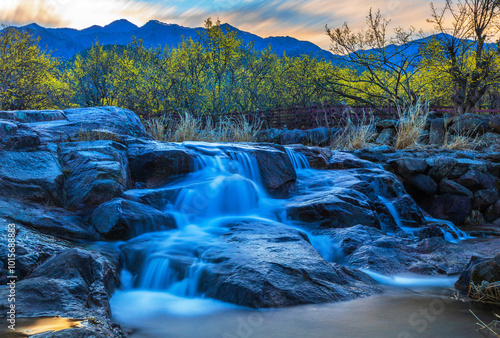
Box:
[1,0,443,49]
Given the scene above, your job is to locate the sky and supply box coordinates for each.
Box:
[0,0,440,49]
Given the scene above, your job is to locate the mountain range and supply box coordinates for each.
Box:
[15,19,338,62]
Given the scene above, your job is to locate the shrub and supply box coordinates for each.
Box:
[394,100,428,150]
[330,110,376,150]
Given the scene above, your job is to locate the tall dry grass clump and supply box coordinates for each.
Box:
[330,110,376,150]
[142,113,261,143]
[394,100,428,150]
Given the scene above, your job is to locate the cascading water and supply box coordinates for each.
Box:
[285,147,310,170]
[113,143,473,324]
[123,146,282,299]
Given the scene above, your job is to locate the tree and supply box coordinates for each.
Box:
[425,0,500,114]
[68,42,119,107]
[0,27,64,110]
[324,9,424,109]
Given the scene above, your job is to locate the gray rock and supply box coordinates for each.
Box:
[376,119,397,129]
[280,129,308,145]
[448,113,490,135]
[0,109,66,123]
[0,197,95,241]
[256,128,283,143]
[455,169,497,191]
[473,189,499,211]
[201,220,381,307]
[128,141,195,188]
[254,144,297,196]
[428,156,458,182]
[404,174,438,197]
[428,194,472,225]
[455,254,500,291]
[286,188,381,229]
[438,179,473,198]
[0,120,40,150]
[429,118,445,146]
[26,106,148,143]
[305,127,330,146]
[389,158,428,178]
[59,141,131,210]
[0,150,63,204]
[375,128,395,145]
[0,248,119,319]
[91,198,176,240]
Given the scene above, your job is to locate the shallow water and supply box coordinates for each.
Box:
[113,284,495,338]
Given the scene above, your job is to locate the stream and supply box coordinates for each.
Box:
[105,143,492,337]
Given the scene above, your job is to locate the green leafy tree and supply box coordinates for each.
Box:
[68,42,119,106]
[0,26,64,110]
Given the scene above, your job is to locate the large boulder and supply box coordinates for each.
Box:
[0,120,40,150]
[253,145,297,196]
[438,179,473,198]
[59,141,131,211]
[304,127,329,146]
[404,174,438,197]
[427,156,458,182]
[91,198,176,240]
[455,169,497,191]
[473,189,499,211]
[0,109,66,123]
[26,106,148,143]
[0,220,71,280]
[256,128,283,143]
[0,248,119,319]
[280,129,308,145]
[448,113,490,135]
[128,142,195,188]
[427,194,472,225]
[375,128,395,145]
[455,254,500,291]
[389,158,428,178]
[0,150,63,205]
[485,200,500,223]
[286,188,381,229]
[201,220,381,308]
[0,197,96,241]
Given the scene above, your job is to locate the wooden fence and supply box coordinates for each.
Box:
[166,104,500,130]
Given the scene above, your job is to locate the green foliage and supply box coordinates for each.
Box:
[0,26,66,110]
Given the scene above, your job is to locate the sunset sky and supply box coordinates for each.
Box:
[1,0,440,49]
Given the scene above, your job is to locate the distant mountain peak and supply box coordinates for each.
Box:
[24,23,43,30]
[103,19,138,33]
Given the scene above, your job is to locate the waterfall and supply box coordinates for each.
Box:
[425,217,471,243]
[308,234,345,263]
[285,147,310,170]
[228,152,262,184]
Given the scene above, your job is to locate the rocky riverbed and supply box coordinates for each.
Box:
[0,107,498,337]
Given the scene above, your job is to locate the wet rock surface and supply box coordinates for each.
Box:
[0,107,498,337]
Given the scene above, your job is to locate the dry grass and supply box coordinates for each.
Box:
[394,100,428,150]
[77,127,123,143]
[142,115,172,140]
[142,113,261,143]
[330,110,376,150]
[470,310,500,337]
[469,281,500,304]
[443,132,482,151]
